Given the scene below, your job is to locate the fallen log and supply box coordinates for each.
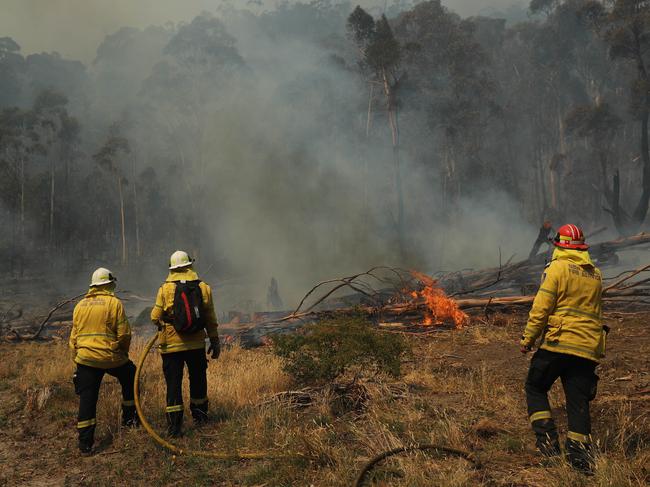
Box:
[251,277,650,336]
[385,286,650,313]
[23,292,86,340]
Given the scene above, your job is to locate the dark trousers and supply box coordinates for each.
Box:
[525,349,598,467]
[74,361,137,450]
[162,348,208,435]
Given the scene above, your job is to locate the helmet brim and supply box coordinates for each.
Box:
[90,279,116,287]
[553,242,589,250]
[169,261,194,270]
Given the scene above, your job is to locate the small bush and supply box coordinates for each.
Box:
[271,315,409,385]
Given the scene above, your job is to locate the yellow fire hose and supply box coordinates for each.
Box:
[133,333,300,460]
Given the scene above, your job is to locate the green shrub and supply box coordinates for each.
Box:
[271,315,409,385]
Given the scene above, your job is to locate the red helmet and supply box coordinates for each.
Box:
[553,224,588,250]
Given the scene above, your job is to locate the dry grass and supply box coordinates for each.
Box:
[0,340,74,387]
[207,343,291,410]
[0,313,648,486]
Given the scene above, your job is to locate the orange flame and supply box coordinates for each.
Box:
[410,271,467,328]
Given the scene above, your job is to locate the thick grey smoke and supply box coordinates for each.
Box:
[1,0,535,310]
[123,6,534,306]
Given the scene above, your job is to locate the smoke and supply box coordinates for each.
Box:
[145,8,535,306]
[1,1,536,310]
[0,1,526,62]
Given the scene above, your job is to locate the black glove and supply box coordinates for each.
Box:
[207,338,221,359]
[73,372,80,395]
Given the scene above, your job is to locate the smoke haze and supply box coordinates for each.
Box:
[0,0,572,311]
[1,1,525,61]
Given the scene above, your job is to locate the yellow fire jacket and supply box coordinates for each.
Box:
[150,268,219,354]
[521,248,606,362]
[69,287,131,369]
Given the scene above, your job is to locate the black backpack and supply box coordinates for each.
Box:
[172,280,206,334]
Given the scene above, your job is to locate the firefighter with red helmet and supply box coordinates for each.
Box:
[521,224,606,474]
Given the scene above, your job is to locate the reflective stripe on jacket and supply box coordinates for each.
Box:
[69,287,131,369]
[150,267,219,354]
[521,248,605,362]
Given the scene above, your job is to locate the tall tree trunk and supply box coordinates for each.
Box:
[597,148,610,226]
[49,157,55,251]
[10,197,16,277]
[363,83,375,215]
[630,34,650,232]
[632,106,650,228]
[366,83,375,138]
[132,151,141,260]
[382,69,404,256]
[609,169,627,236]
[63,143,71,273]
[549,164,558,211]
[118,176,127,266]
[536,145,548,216]
[599,149,609,203]
[549,109,566,212]
[19,157,25,277]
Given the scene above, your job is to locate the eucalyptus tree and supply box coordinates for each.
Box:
[393,1,496,211]
[565,101,622,230]
[0,107,35,274]
[347,6,407,253]
[93,123,131,265]
[31,90,78,252]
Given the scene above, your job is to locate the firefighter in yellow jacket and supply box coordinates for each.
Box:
[69,268,138,454]
[521,224,606,473]
[151,250,220,436]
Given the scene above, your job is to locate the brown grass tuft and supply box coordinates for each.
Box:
[207,343,291,410]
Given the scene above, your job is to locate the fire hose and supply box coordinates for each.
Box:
[353,445,479,487]
[133,333,299,460]
[134,334,480,483]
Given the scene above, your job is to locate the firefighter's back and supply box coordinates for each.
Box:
[72,291,128,368]
[540,254,604,361]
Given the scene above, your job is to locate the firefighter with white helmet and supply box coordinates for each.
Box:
[169,250,194,270]
[521,224,606,473]
[69,267,138,455]
[151,250,220,437]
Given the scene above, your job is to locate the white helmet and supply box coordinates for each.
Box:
[169,250,194,270]
[90,267,117,287]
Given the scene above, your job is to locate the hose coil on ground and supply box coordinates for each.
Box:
[354,445,479,487]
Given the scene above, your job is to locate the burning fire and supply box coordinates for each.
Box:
[410,271,468,328]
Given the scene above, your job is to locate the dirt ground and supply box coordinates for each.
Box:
[0,311,648,486]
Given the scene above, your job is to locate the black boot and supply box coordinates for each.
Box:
[78,423,96,456]
[166,410,183,437]
[190,399,209,425]
[566,438,594,475]
[122,405,140,428]
[532,418,561,457]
